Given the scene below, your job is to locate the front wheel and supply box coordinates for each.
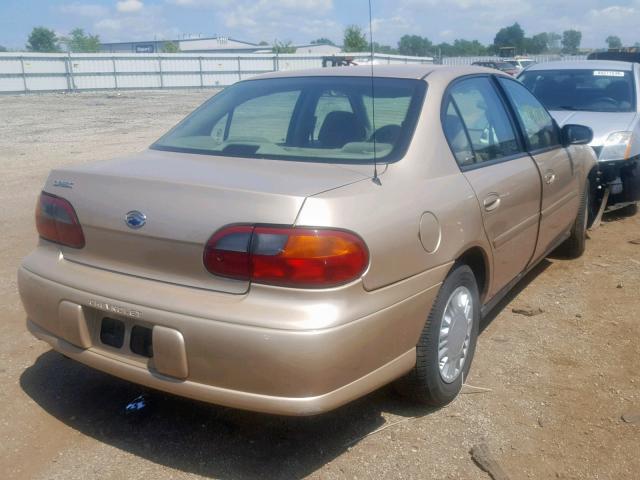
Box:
[618,202,638,217]
[558,179,589,258]
[395,264,480,407]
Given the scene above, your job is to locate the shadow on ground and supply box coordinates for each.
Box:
[19,256,557,479]
[20,352,436,479]
[480,259,551,332]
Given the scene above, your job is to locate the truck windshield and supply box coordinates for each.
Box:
[519,69,635,112]
[152,76,426,164]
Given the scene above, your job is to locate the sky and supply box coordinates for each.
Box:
[1,0,640,49]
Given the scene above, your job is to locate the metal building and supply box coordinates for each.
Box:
[100,36,267,54]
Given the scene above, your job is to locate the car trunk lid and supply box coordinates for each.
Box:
[45,149,370,293]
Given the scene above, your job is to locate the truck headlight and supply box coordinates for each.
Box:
[599,131,633,162]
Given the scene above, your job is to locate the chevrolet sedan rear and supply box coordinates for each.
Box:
[19,66,596,415]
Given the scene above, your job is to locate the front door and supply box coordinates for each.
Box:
[497,77,581,261]
[443,76,542,297]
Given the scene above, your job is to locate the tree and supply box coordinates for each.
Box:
[0,45,6,52]
[606,35,622,49]
[258,41,269,46]
[436,39,488,57]
[372,42,397,54]
[398,34,432,57]
[525,32,549,54]
[452,39,488,56]
[162,41,180,53]
[343,25,368,52]
[494,23,525,52]
[26,27,60,52]
[310,38,335,46]
[272,40,296,54]
[562,30,582,55]
[63,28,100,53]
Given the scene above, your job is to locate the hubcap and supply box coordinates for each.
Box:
[438,286,473,383]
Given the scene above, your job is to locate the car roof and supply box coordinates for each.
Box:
[526,60,635,72]
[248,64,511,82]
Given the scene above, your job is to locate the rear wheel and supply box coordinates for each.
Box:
[395,264,479,407]
[558,179,589,258]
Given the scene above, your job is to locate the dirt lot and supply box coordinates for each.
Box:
[1,90,638,480]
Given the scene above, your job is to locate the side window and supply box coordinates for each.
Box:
[228,90,300,144]
[448,77,522,164]
[313,91,354,141]
[443,99,475,166]
[498,78,560,151]
[210,113,228,145]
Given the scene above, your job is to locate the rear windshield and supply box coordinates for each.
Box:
[152,76,426,164]
[519,69,636,112]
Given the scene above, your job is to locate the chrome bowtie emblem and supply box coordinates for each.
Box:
[125,210,146,229]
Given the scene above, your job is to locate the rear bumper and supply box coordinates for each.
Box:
[26,318,415,416]
[18,253,444,415]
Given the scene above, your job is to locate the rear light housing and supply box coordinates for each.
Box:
[204,225,369,288]
[35,192,85,248]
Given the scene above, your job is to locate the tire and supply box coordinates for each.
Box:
[558,179,589,258]
[618,202,638,217]
[395,264,480,407]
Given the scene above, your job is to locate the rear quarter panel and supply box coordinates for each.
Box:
[296,76,493,295]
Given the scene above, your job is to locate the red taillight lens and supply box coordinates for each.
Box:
[203,225,369,288]
[35,192,85,248]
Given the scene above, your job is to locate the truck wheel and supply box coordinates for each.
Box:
[395,264,479,407]
[559,179,589,258]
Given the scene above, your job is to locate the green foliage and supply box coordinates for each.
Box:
[272,40,296,54]
[372,42,397,54]
[398,35,432,57]
[453,39,488,56]
[562,30,582,54]
[435,39,488,57]
[0,45,7,52]
[63,28,101,53]
[258,41,269,46]
[524,33,549,54]
[493,23,525,51]
[606,35,623,49]
[162,41,180,53]
[343,25,368,52]
[26,27,60,53]
[310,38,335,46]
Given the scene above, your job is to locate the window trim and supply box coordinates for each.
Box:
[494,75,563,155]
[440,73,529,172]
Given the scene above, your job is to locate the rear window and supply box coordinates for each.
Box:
[519,69,636,112]
[152,76,426,164]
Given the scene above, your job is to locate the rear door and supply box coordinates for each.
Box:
[497,77,580,262]
[443,76,542,297]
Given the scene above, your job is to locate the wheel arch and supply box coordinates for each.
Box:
[455,246,490,303]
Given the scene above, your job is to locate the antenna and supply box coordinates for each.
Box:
[368,0,381,185]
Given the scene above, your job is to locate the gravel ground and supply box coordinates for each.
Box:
[0,90,638,480]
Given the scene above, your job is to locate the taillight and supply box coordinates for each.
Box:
[204,225,369,288]
[35,192,85,248]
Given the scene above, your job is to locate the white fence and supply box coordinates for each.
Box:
[0,52,433,94]
[441,54,588,66]
[0,52,591,94]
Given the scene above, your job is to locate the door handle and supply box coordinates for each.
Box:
[544,171,557,184]
[483,194,501,212]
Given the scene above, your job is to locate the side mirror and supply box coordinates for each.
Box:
[561,124,593,147]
